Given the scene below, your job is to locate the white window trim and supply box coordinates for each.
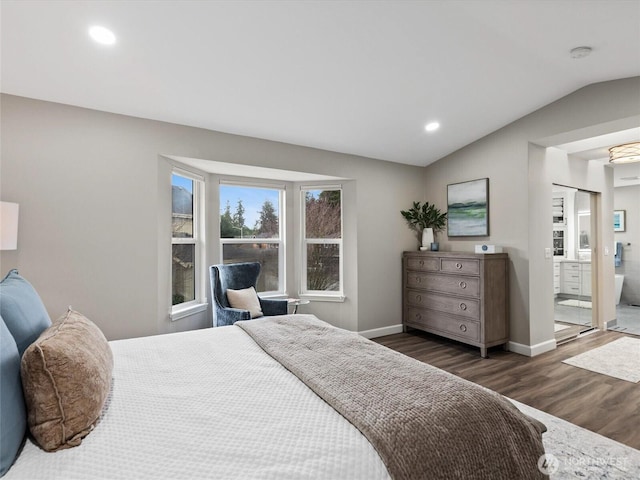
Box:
[171,168,207,320]
[219,181,286,296]
[170,302,208,321]
[300,185,343,299]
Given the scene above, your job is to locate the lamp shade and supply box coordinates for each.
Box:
[0,202,19,250]
[609,142,640,164]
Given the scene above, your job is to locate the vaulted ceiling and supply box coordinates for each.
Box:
[2,1,639,166]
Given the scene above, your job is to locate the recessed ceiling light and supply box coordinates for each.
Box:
[89,26,116,45]
[425,122,440,132]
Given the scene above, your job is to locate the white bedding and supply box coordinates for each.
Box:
[7,325,390,480]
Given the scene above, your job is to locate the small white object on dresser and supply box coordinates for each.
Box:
[474,244,503,254]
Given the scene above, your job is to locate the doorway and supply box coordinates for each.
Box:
[552,186,597,343]
[608,170,640,336]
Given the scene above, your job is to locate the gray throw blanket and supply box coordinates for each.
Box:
[237,315,546,480]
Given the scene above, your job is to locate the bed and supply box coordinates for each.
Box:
[3,311,547,480]
[6,316,389,479]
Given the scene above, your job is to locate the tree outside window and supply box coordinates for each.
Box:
[172,173,200,307]
[303,188,342,294]
[219,184,283,293]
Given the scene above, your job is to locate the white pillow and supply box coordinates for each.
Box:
[226,287,263,319]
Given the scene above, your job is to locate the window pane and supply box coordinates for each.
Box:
[307,244,339,291]
[222,243,279,292]
[172,244,195,305]
[220,185,280,239]
[305,190,341,239]
[172,174,193,238]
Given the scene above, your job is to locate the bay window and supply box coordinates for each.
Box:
[301,186,343,296]
[219,182,285,294]
[171,169,205,314]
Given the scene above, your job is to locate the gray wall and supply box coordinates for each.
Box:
[2,77,639,352]
[422,77,639,352]
[0,94,424,340]
[614,184,640,305]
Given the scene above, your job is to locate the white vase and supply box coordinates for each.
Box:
[421,228,434,248]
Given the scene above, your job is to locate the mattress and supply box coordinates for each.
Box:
[6,325,390,480]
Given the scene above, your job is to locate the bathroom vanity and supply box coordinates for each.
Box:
[560,260,591,298]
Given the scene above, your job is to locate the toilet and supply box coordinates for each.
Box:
[614,274,624,306]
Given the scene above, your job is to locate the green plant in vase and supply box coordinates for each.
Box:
[400,201,447,250]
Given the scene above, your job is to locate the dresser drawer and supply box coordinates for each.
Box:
[406,273,480,297]
[406,291,480,319]
[563,262,580,272]
[406,307,480,342]
[440,258,480,276]
[406,256,439,272]
[562,283,581,295]
[562,271,580,283]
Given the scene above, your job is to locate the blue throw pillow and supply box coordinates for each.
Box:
[0,270,52,356]
[0,314,27,477]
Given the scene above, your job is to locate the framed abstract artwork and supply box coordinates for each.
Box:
[614,210,626,232]
[447,178,489,237]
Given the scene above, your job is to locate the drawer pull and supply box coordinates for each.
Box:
[459,281,467,289]
[459,303,467,311]
[419,260,424,266]
[455,262,463,269]
[459,324,467,332]
[416,294,422,302]
[415,313,422,321]
[416,276,422,283]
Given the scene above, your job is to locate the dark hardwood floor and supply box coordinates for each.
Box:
[375,328,640,450]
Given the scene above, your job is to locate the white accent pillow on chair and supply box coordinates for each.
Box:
[226,287,263,319]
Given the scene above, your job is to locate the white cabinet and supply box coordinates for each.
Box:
[561,262,581,295]
[553,261,561,295]
[552,194,567,226]
[553,228,566,258]
[560,261,591,298]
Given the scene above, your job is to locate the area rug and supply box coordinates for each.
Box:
[554,323,571,332]
[558,299,592,309]
[510,398,640,479]
[562,337,640,383]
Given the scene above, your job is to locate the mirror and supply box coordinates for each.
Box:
[578,212,590,250]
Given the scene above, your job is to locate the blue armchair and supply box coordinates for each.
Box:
[209,262,288,327]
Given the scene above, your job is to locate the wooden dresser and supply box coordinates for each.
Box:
[402,251,509,358]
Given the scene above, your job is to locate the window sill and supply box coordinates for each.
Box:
[299,294,345,303]
[258,292,287,300]
[170,302,208,322]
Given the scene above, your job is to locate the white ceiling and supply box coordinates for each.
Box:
[555,127,640,187]
[556,128,640,160]
[2,0,640,167]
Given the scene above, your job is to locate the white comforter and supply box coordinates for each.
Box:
[7,325,390,480]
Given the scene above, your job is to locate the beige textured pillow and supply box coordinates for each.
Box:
[226,287,263,318]
[21,309,113,452]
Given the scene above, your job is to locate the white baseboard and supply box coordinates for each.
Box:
[508,339,556,357]
[359,325,558,357]
[359,324,404,339]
